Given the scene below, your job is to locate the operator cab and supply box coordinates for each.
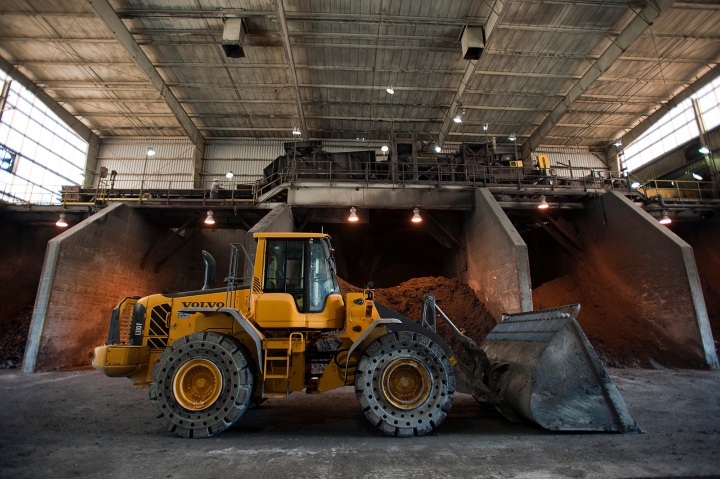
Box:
[253,233,345,329]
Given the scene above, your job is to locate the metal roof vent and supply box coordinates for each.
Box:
[222,18,245,58]
[461,26,485,60]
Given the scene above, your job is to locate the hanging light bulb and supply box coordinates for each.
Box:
[483,123,489,131]
[226,171,234,179]
[538,195,549,209]
[146,146,156,156]
[692,173,703,181]
[386,85,394,94]
[613,139,622,147]
[292,126,301,136]
[348,207,359,222]
[381,145,389,153]
[508,133,517,142]
[56,213,68,228]
[205,210,215,225]
[411,208,422,223]
[453,115,462,124]
[659,210,671,225]
[435,145,442,153]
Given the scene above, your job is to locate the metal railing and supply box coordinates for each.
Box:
[639,179,716,200]
[259,159,630,193]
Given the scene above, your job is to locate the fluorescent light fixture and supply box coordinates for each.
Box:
[692,173,703,181]
[381,145,389,153]
[292,126,301,136]
[659,210,671,225]
[56,213,68,228]
[205,210,215,225]
[699,145,710,155]
[146,147,156,156]
[613,139,622,147]
[386,86,394,94]
[435,146,442,153]
[348,207,359,222]
[538,195,549,209]
[631,182,641,189]
[226,171,234,179]
[411,208,422,223]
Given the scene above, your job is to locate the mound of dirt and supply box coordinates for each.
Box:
[339,277,498,364]
[0,306,32,369]
[533,275,692,369]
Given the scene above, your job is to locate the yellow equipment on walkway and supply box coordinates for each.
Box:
[93,232,638,438]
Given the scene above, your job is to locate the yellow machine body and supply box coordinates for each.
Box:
[93,233,384,397]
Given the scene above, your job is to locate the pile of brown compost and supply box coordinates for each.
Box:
[0,306,32,369]
[338,276,497,364]
[533,275,696,369]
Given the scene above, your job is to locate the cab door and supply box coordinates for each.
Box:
[254,238,307,328]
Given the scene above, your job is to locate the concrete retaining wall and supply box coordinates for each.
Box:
[460,189,533,321]
[574,192,718,369]
[668,218,720,360]
[23,204,246,372]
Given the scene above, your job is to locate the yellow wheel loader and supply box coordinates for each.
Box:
[93,232,639,438]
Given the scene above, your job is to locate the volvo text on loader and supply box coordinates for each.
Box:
[93,233,639,438]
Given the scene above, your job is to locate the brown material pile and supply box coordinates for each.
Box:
[0,306,32,369]
[533,275,691,369]
[339,277,498,363]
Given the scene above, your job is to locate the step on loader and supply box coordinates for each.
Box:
[93,232,639,438]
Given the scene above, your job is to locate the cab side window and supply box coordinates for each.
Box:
[308,240,340,313]
[264,239,305,311]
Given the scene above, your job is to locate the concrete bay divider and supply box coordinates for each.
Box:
[23,203,245,373]
[573,191,718,369]
[460,188,533,321]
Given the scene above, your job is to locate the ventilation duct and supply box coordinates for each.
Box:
[461,26,485,60]
[222,18,245,58]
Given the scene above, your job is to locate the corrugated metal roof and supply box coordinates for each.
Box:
[1,0,719,155]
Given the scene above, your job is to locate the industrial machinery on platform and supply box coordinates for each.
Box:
[93,233,638,438]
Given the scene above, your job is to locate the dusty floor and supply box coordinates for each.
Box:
[0,368,719,479]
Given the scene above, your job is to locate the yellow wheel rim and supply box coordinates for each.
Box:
[172,358,223,411]
[381,358,431,410]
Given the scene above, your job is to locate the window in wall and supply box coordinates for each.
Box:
[621,98,699,173]
[0,69,88,204]
[696,75,720,132]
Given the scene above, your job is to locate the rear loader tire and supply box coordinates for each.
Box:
[355,331,455,437]
[149,332,254,438]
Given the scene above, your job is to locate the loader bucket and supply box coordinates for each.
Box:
[481,305,640,432]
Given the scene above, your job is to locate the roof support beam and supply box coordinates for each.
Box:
[521,0,676,161]
[0,54,100,187]
[274,0,308,139]
[606,65,720,170]
[86,0,205,184]
[437,0,507,148]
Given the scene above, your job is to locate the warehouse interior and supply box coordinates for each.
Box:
[1,0,720,477]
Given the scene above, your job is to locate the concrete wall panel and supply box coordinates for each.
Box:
[23,204,246,372]
[574,192,718,369]
[461,189,532,321]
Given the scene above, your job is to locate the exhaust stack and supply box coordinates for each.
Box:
[201,250,216,290]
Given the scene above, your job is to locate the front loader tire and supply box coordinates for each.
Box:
[149,332,254,438]
[355,331,455,437]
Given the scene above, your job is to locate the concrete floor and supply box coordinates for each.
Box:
[0,368,718,479]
